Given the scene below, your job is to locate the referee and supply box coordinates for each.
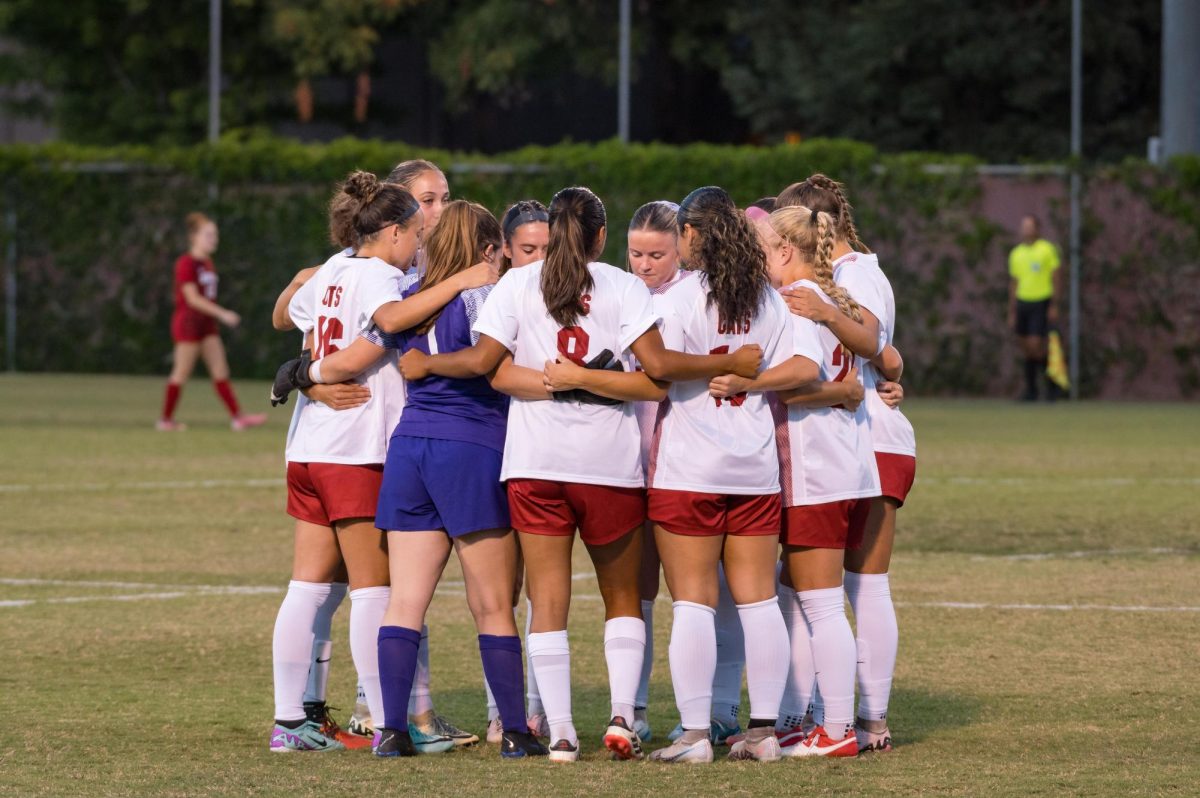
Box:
[1007,214,1062,402]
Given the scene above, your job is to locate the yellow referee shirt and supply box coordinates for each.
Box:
[1008,239,1060,302]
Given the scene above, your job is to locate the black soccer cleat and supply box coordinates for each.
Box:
[374,726,417,758]
[500,729,550,758]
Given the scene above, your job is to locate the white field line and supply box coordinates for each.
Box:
[0,478,284,494]
[3,575,1198,614]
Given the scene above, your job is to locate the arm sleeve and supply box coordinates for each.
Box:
[765,292,803,369]
[359,323,403,350]
[472,269,521,351]
[288,277,317,334]
[618,273,660,353]
[175,256,198,286]
[359,269,406,335]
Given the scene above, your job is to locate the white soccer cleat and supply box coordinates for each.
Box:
[649,736,714,764]
[548,738,580,762]
[782,726,858,758]
[727,733,782,762]
[855,725,893,753]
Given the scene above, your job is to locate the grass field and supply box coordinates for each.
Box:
[2,373,1198,797]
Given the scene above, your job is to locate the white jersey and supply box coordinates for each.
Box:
[834,252,916,457]
[773,279,880,505]
[473,260,658,488]
[649,272,817,495]
[283,251,408,465]
[634,269,696,480]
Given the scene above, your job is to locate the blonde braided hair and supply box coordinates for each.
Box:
[777,173,872,254]
[768,205,863,323]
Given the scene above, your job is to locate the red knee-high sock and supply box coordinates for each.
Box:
[162,383,183,421]
[213,379,240,418]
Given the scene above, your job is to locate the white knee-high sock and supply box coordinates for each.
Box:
[799,586,855,741]
[302,581,346,705]
[736,596,788,724]
[844,571,898,723]
[604,616,646,721]
[528,630,575,744]
[669,601,717,730]
[777,584,814,730]
[273,580,334,721]
[408,623,434,717]
[348,586,390,727]
[712,569,745,726]
[635,599,655,708]
[524,599,543,716]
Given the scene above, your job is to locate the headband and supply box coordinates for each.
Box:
[745,206,770,222]
[810,208,819,225]
[503,208,549,239]
[366,197,420,235]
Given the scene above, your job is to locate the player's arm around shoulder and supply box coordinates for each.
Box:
[273,266,320,331]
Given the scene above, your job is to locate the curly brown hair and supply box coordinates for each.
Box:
[677,186,769,330]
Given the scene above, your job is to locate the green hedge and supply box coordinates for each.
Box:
[1,137,1197,398]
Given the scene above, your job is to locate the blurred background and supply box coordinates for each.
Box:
[0,0,1196,399]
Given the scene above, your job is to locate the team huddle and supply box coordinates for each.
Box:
[264,159,916,764]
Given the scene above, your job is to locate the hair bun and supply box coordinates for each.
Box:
[343,171,381,200]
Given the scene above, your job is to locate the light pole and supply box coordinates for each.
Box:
[1068,0,1082,399]
[208,0,221,143]
[618,0,631,143]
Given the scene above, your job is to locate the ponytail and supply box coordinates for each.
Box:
[777,174,871,254]
[543,187,603,327]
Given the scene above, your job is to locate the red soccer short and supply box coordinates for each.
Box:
[875,452,917,506]
[782,498,870,549]
[286,461,384,527]
[648,488,781,537]
[171,310,218,343]
[507,479,646,546]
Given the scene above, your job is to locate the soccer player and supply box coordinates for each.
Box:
[304,200,550,758]
[775,176,914,753]
[398,186,759,762]
[157,212,266,432]
[1007,214,1062,401]
[645,187,821,764]
[499,200,550,274]
[741,204,881,758]
[269,173,495,754]
[271,159,468,744]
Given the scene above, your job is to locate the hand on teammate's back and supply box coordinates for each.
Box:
[780,286,833,324]
[457,260,501,290]
[708,373,752,399]
[730,344,763,379]
[841,368,866,411]
[543,356,586,392]
[398,348,432,381]
[876,380,904,408]
[305,382,371,410]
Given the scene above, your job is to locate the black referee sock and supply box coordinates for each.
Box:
[1023,358,1039,399]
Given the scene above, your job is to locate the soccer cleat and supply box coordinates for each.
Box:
[547,739,580,763]
[232,413,268,431]
[527,712,550,738]
[667,721,684,742]
[710,718,741,745]
[855,725,893,754]
[782,726,858,758]
[649,736,714,764]
[727,733,782,762]
[373,727,417,758]
[633,709,653,743]
[155,419,187,432]
[305,701,371,751]
[407,723,456,754]
[603,716,644,761]
[269,720,345,753]
[775,724,809,749]
[346,701,374,738]
[486,717,504,744]
[411,711,479,747]
[501,730,550,759]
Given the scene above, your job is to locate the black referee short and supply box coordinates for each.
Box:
[1015,299,1050,337]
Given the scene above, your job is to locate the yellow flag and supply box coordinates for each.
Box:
[1047,331,1070,390]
